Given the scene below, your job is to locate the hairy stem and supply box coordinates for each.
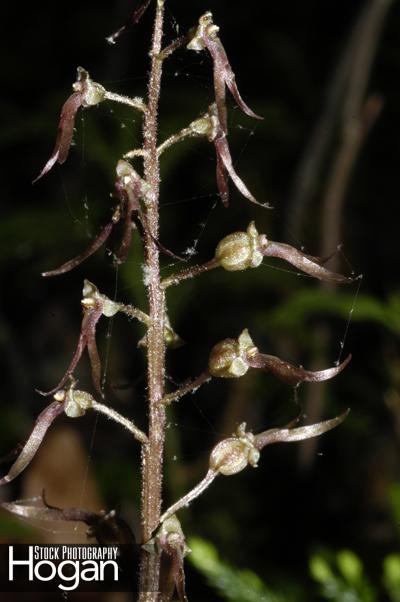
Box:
[161,372,211,405]
[91,400,148,444]
[104,90,146,112]
[139,1,166,599]
[161,259,220,289]
[159,469,217,524]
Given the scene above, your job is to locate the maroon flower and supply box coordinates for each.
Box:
[33,68,106,182]
[187,12,266,208]
[38,281,115,396]
[188,12,262,131]
[42,160,144,277]
[156,516,190,602]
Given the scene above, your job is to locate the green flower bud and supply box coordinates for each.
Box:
[73,67,106,106]
[81,279,120,317]
[215,222,264,271]
[209,423,260,476]
[187,12,216,52]
[208,329,258,378]
[56,388,93,418]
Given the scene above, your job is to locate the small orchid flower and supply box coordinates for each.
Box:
[155,515,190,602]
[187,12,262,132]
[159,412,349,523]
[0,383,147,487]
[42,160,146,276]
[161,328,350,405]
[38,280,182,396]
[157,107,268,208]
[162,221,355,289]
[38,280,119,396]
[208,328,351,385]
[187,11,265,208]
[33,68,106,183]
[215,221,354,281]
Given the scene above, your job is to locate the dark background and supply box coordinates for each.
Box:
[1,0,400,600]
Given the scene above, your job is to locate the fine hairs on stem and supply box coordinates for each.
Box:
[1,3,362,601]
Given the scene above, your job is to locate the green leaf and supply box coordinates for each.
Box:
[336,550,363,584]
[383,554,400,602]
[264,289,400,337]
[309,555,335,583]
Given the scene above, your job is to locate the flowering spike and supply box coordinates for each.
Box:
[247,353,352,386]
[254,410,350,450]
[106,0,153,45]
[33,68,105,182]
[0,401,65,486]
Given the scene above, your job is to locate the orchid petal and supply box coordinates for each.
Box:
[106,0,153,44]
[38,329,87,397]
[262,241,353,283]
[0,401,64,486]
[85,308,103,395]
[1,501,89,523]
[254,410,349,450]
[214,134,268,208]
[2,498,135,545]
[158,517,189,602]
[42,222,114,277]
[215,149,229,207]
[247,353,351,386]
[205,34,263,123]
[38,299,103,397]
[33,92,84,183]
[114,187,139,265]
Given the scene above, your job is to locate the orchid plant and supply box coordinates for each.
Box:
[1,2,356,600]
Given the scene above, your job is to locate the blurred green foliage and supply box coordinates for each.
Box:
[188,536,300,602]
[2,0,400,600]
[309,550,375,602]
[189,536,400,602]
